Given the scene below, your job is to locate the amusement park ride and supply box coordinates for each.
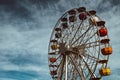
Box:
[48,7,112,80]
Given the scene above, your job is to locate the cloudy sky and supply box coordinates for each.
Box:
[0,0,120,80]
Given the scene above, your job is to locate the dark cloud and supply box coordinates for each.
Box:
[28,0,59,8]
[0,0,16,5]
[0,0,31,20]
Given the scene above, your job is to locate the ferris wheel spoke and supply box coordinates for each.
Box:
[68,55,86,80]
[84,49,99,62]
[84,53,98,61]
[76,25,97,47]
[79,63,86,79]
[58,56,66,80]
[77,25,95,46]
[78,41,99,49]
[79,55,97,78]
[80,31,98,47]
[71,25,92,46]
[72,68,77,80]
[56,54,62,61]
[70,20,84,43]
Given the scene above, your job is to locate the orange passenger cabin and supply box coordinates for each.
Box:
[98,27,108,37]
[101,47,112,55]
[49,58,57,63]
[51,45,58,50]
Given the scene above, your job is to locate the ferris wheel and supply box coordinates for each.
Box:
[48,7,112,80]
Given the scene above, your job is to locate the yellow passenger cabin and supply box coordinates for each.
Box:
[99,68,111,76]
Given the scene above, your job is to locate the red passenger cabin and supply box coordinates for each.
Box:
[98,27,108,37]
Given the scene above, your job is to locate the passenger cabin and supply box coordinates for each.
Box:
[55,28,62,38]
[51,70,57,75]
[96,21,105,26]
[100,39,110,44]
[62,23,68,29]
[88,10,96,16]
[89,16,99,25]
[49,58,57,63]
[68,9,76,15]
[98,60,108,64]
[90,77,102,80]
[77,7,86,12]
[50,40,58,50]
[99,68,111,76]
[98,27,108,37]
[101,47,112,55]
[61,18,67,22]
[79,12,87,20]
[69,15,76,22]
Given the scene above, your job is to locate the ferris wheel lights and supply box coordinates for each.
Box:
[96,21,105,26]
[69,15,76,22]
[79,12,87,20]
[77,7,86,12]
[68,9,76,15]
[101,47,112,55]
[88,10,96,16]
[99,68,111,76]
[61,17,68,22]
[97,27,108,37]
[100,39,110,44]
[49,58,57,63]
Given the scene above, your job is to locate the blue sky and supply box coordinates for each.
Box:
[0,0,120,80]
